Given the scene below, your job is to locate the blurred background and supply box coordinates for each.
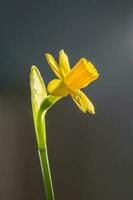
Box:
[0,0,133,199]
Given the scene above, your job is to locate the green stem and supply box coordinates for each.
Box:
[38,147,55,200]
[36,96,61,200]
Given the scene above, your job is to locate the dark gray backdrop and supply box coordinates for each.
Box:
[0,0,133,199]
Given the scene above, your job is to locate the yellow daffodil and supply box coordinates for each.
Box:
[45,50,99,114]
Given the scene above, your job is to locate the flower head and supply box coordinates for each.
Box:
[45,50,99,114]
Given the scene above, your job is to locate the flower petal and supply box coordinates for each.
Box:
[59,50,70,77]
[71,90,95,114]
[47,79,69,96]
[65,58,99,91]
[45,53,62,79]
[71,92,86,113]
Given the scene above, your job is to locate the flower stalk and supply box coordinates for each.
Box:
[34,96,60,200]
[36,96,60,200]
[37,96,61,200]
[38,147,54,200]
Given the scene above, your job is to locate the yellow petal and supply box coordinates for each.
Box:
[71,90,95,114]
[65,58,99,91]
[59,50,70,77]
[71,92,86,113]
[47,79,69,96]
[45,53,62,79]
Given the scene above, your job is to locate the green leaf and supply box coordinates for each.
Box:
[30,66,47,149]
[30,66,47,122]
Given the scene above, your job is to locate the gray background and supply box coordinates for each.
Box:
[0,0,133,199]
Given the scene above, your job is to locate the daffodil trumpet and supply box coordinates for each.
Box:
[30,50,99,200]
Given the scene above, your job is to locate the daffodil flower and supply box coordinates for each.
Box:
[30,50,99,200]
[45,50,99,114]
